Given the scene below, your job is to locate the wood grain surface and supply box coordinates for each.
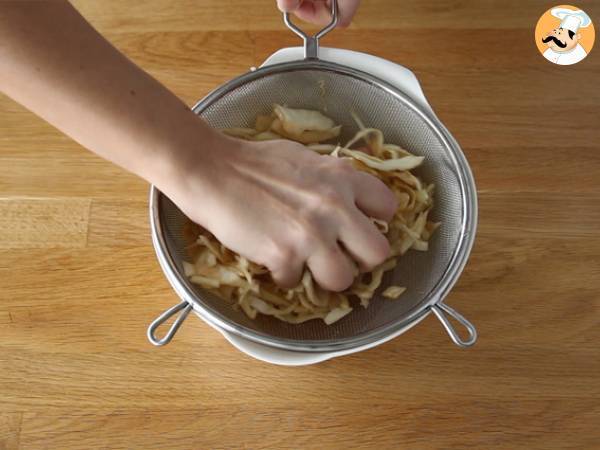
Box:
[1,1,599,449]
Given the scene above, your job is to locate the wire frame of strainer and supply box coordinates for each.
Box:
[147,0,478,353]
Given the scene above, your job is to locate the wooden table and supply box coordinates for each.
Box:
[1,1,599,448]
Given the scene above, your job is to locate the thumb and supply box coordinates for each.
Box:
[276,0,301,12]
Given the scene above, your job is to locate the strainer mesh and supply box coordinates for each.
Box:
[158,67,464,342]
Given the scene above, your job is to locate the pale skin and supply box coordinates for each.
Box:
[277,0,361,26]
[0,0,396,292]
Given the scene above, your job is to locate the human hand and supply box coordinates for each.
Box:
[165,135,396,292]
[276,0,360,27]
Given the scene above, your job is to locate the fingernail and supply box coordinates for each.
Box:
[277,0,301,12]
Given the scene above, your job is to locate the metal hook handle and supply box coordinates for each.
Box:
[147,300,193,346]
[283,0,339,59]
[431,302,477,348]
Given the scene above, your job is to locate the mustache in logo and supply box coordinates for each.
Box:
[542,35,567,48]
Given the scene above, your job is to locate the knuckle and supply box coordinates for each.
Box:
[273,268,300,289]
[292,224,316,250]
[291,210,323,244]
[267,243,296,269]
[331,157,355,174]
[319,186,346,209]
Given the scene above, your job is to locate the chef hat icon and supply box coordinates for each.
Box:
[551,7,592,33]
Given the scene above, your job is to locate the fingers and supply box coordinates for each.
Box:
[338,206,391,272]
[307,244,357,292]
[352,171,398,222]
[279,0,360,27]
[293,2,332,26]
[336,0,361,27]
[276,0,300,12]
[267,245,305,289]
[270,259,304,289]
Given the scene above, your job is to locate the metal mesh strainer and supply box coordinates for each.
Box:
[147,1,477,353]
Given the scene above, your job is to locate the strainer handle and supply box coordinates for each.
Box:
[147,300,193,346]
[431,302,477,348]
[283,0,339,59]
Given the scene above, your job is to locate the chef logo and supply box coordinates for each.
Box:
[535,5,595,65]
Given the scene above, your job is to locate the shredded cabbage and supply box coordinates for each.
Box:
[183,107,439,325]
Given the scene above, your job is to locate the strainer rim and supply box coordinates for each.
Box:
[150,59,477,352]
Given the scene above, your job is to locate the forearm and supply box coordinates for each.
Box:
[0,1,220,189]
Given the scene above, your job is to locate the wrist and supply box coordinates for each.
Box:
[148,116,245,222]
[144,113,227,191]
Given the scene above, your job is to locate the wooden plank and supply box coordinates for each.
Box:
[99,29,600,76]
[0,198,91,249]
[86,199,149,247]
[108,30,254,74]
[476,193,600,238]
[251,29,600,70]
[466,146,600,193]
[2,332,599,410]
[0,154,147,199]
[69,0,600,33]
[17,401,600,450]
[0,247,165,307]
[0,414,21,450]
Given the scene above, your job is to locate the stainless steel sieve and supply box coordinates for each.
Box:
[147,0,478,355]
